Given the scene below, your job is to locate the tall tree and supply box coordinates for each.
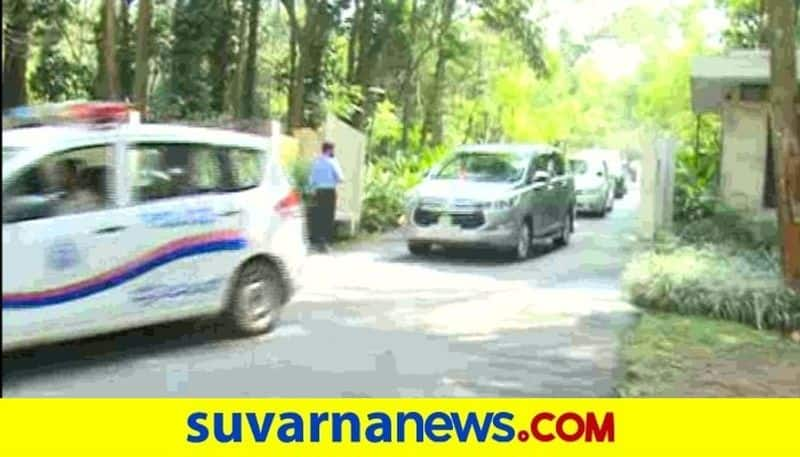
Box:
[241,0,261,118]
[281,0,343,129]
[118,0,135,99]
[95,0,121,100]
[766,0,800,290]
[133,0,152,114]
[421,0,456,146]
[2,0,32,108]
[209,0,236,114]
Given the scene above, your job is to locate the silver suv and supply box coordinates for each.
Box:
[404,144,575,260]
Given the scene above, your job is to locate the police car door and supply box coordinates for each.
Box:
[119,141,245,322]
[2,139,133,349]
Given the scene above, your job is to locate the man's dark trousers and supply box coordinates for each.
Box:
[312,188,336,246]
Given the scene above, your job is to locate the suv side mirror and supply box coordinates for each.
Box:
[532,170,550,184]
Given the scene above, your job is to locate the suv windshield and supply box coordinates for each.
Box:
[435,152,528,183]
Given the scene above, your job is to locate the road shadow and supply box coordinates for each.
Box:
[4,305,639,397]
[2,317,236,389]
[385,242,562,266]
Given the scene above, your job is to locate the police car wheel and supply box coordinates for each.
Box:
[228,260,284,335]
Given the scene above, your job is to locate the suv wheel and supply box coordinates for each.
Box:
[227,259,284,335]
[555,211,572,247]
[408,242,431,256]
[511,221,531,260]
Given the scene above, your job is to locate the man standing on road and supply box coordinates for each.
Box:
[308,141,344,253]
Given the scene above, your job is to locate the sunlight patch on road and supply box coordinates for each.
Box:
[398,287,636,341]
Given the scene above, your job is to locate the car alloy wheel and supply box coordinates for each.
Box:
[555,211,571,246]
[515,222,531,260]
[229,260,284,335]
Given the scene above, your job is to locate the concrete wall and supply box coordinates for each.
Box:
[293,115,367,235]
[720,101,768,212]
[639,134,677,239]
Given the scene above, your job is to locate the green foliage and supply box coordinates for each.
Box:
[623,245,800,332]
[716,0,766,48]
[673,115,722,222]
[360,145,447,233]
[285,154,314,203]
[677,206,779,252]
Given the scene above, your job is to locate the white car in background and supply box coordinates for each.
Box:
[2,103,306,351]
[570,153,615,217]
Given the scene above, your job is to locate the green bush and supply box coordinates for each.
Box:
[359,145,449,233]
[676,206,778,251]
[285,155,314,204]
[623,246,800,332]
[360,164,407,233]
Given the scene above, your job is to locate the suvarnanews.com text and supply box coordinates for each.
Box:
[187,410,615,444]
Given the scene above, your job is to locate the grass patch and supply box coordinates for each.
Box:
[623,245,800,331]
[619,312,800,397]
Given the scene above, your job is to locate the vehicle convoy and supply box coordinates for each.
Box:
[404,144,575,260]
[2,102,306,351]
[570,152,615,217]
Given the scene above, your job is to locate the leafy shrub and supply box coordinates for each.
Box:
[676,206,778,251]
[360,164,407,233]
[285,155,314,204]
[623,246,800,332]
[672,115,722,223]
[359,145,449,233]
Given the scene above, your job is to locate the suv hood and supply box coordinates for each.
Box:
[413,179,517,203]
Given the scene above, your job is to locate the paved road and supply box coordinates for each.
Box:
[3,189,641,397]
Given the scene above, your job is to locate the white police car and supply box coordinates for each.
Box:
[2,102,307,351]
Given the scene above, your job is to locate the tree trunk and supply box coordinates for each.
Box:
[133,0,152,115]
[281,0,299,128]
[241,0,261,118]
[284,1,335,129]
[118,0,134,99]
[97,0,120,100]
[767,0,800,291]
[2,0,30,109]
[231,1,249,117]
[421,0,456,147]
[346,0,360,82]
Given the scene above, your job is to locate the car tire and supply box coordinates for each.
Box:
[509,220,531,261]
[226,259,285,336]
[408,242,431,256]
[554,210,572,247]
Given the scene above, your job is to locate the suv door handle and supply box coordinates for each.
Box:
[95,225,127,234]
[217,210,242,217]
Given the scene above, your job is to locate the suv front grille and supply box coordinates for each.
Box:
[413,209,485,229]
